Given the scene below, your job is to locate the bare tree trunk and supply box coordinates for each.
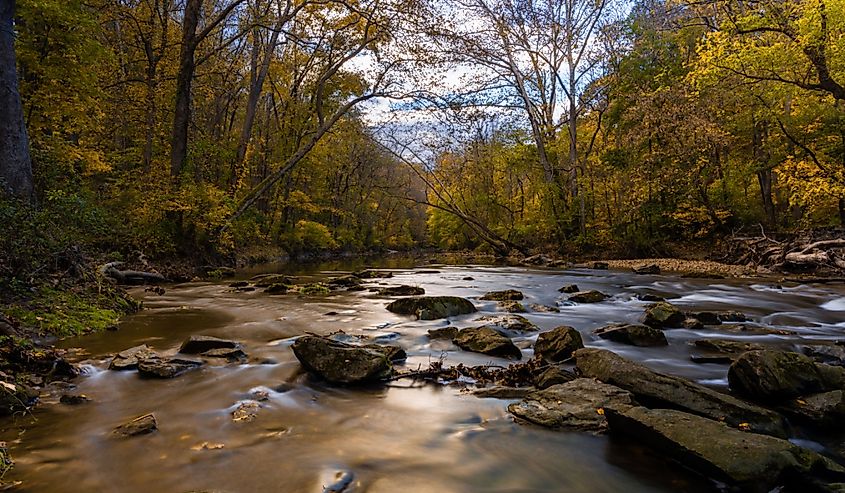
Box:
[0,0,34,202]
[169,0,201,179]
[753,119,775,226]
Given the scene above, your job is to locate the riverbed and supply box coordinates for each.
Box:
[5,259,845,492]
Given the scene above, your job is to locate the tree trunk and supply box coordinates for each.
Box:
[170,0,201,179]
[0,0,34,202]
[753,119,775,226]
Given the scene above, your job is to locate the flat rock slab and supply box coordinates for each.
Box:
[453,326,522,359]
[179,336,241,355]
[594,323,667,347]
[109,344,156,371]
[138,357,203,378]
[605,406,845,491]
[509,378,634,431]
[291,336,392,384]
[779,390,845,428]
[575,348,786,437]
[114,413,157,437]
[386,296,477,320]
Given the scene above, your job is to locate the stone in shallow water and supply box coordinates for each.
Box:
[529,303,560,313]
[377,285,425,296]
[137,357,203,378]
[109,344,156,371]
[427,327,458,340]
[179,335,241,354]
[480,289,524,301]
[473,386,532,399]
[498,300,526,313]
[575,348,787,437]
[605,406,845,491]
[509,378,634,431]
[594,323,667,347]
[385,296,477,320]
[557,284,579,293]
[114,413,157,437]
[534,326,584,362]
[567,290,607,303]
[453,327,522,359]
[291,336,392,384]
[232,401,261,422]
[641,302,685,328]
[472,314,538,334]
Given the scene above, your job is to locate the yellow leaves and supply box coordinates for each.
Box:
[738,422,751,431]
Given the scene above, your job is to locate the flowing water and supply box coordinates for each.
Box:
[5,259,845,492]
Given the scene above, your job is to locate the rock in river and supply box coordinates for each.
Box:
[632,264,660,275]
[533,326,584,362]
[109,344,156,371]
[567,290,607,303]
[605,406,845,492]
[386,296,477,320]
[575,348,786,437]
[779,390,845,428]
[641,302,685,329]
[377,285,425,296]
[472,314,538,335]
[509,378,634,431]
[480,289,524,301]
[558,284,579,293]
[728,350,845,402]
[179,335,241,354]
[291,336,393,384]
[113,413,157,437]
[594,323,668,347]
[427,327,458,340]
[499,300,526,313]
[453,327,522,359]
[138,357,203,378]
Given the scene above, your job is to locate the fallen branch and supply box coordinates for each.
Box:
[99,262,168,285]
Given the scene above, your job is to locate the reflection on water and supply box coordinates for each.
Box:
[5,262,845,492]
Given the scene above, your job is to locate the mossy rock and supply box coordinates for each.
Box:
[386,296,476,320]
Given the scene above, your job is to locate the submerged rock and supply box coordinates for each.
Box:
[594,323,668,347]
[453,327,522,359]
[605,406,845,491]
[533,326,584,362]
[641,302,685,329]
[201,347,247,361]
[291,336,392,384]
[109,344,156,371]
[499,300,527,313]
[693,339,769,356]
[567,290,608,303]
[137,357,203,378]
[113,413,157,437]
[179,335,241,354]
[728,350,845,402]
[558,284,579,293]
[232,400,261,423]
[386,296,477,320]
[480,289,524,301]
[575,348,786,437]
[59,393,90,405]
[637,293,665,302]
[377,285,425,296]
[509,378,634,431]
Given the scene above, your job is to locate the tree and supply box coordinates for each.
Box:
[0,0,34,202]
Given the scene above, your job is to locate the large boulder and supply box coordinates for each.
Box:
[109,344,156,371]
[291,336,393,384]
[567,290,607,303]
[575,348,786,437]
[386,296,477,320]
[480,289,524,301]
[534,326,584,362]
[179,335,241,354]
[641,302,685,328]
[509,378,634,431]
[594,323,668,347]
[453,327,522,359]
[605,406,845,492]
[728,350,845,402]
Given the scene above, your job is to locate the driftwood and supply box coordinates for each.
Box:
[99,262,168,285]
[720,228,845,274]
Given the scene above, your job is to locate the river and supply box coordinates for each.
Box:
[5,258,845,492]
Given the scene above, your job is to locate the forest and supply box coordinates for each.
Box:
[2,0,844,269]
